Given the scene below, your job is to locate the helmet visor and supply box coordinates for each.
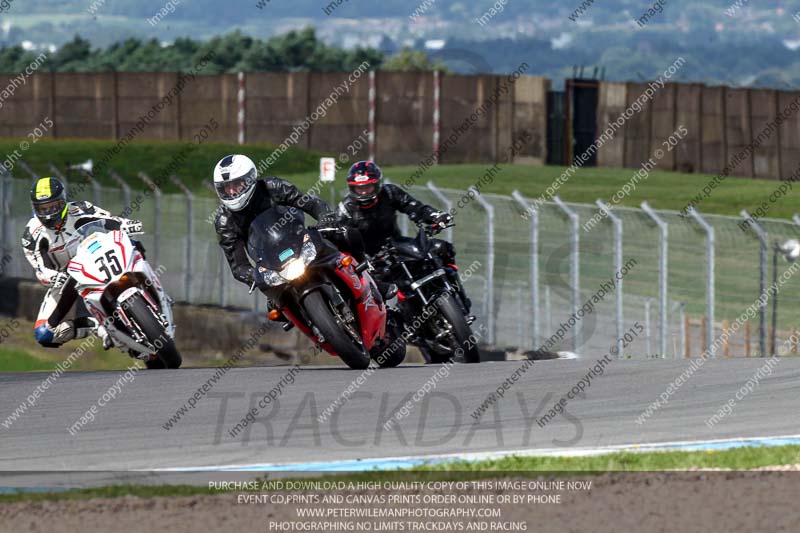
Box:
[34,198,66,218]
[215,169,256,201]
[352,183,376,198]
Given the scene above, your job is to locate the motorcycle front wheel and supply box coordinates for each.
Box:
[427,291,481,364]
[302,291,371,370]
[125,293,182,369]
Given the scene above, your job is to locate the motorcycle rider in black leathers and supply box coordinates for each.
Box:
[212,154,361,304]
[336,160,471,311]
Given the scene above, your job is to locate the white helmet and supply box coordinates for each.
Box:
[213,154,258,211]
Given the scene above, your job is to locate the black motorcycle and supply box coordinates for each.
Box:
[372,222,480,364]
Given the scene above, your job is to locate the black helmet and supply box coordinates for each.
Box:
[30,177,68,230]
[346,160,382,208]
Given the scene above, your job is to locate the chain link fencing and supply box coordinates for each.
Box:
[2,172,799,359]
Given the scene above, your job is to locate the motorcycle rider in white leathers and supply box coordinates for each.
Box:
[21,177,143,348]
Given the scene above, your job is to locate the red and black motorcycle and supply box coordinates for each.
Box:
[247,207,405,369]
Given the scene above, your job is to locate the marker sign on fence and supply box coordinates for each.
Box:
[320,158,336,183]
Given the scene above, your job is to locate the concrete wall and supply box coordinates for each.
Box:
[596,81,798,180]
[1,71,548,167]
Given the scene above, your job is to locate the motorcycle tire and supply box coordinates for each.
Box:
[303,291,371,370]
[126,294,182,369]
[371,338,406,368]
[435,291,481,364]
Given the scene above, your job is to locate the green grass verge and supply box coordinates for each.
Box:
[7,138,799,218]
[283,163,800,220]
[0,346,59,373]
[412,444,800,472]
[0,345,140,373]
[0,318,144,373]
[3,138,321,195]
[2,444,799,503]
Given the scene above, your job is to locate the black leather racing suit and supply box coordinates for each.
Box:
[337,184,467,308]
[336,184,453,256]
[214,177,333,288]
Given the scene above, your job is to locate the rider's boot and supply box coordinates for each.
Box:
[39,317,97,347]
[94,322,113,350]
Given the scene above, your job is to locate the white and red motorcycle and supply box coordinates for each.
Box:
[66,220,181,369]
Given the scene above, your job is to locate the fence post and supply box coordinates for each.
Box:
[544,285,552,344]
[740,210,767,357]
[471,186,495,346]
[171,175,193,303]
[596,199,624,357]
[553,196,580,351]
[18,160,38,183]
[644,298,652,356]
[516,280,525,347]
[641,202,668,357]
[512,190,539,348]
[237,71,246,145]
[427,181,453,242]
[433,70,441,164]
[137,172,161,266]
[745,321,751,357]
[109,170,131,214]
[686,207,715,357]
[684,311,691,358]
[203,180,227,307]
[369,70,376,161]
[47,163,67,196]
[678,302,686,359]
[0,172,8,272]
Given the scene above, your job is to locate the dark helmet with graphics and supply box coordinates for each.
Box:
[346,160,382,208]
[30,177,68,230]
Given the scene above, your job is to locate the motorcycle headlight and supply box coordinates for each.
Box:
[300,240,317,265]
[261,268,285,287]
[281,258,306,280]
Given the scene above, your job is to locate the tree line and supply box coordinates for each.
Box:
[0,28,441,74]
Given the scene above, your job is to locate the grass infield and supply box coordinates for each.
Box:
[1,444,799,502]
[4,138,798,219]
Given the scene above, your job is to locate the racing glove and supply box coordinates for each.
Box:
[316,211,339,229]
[121,219,144,234]
[50,271,70,289]
[233,264,255,286]
[430,211,453,225]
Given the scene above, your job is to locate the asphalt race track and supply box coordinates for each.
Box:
[1,358,799,474]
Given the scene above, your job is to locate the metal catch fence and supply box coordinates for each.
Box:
[2,171,799,359]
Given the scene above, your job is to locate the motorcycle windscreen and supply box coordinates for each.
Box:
[246,207,306,270]
[69,219,121,256]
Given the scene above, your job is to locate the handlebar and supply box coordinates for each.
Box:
[308,225,347,234]
[377,221,456,258]
[422,221,455,236]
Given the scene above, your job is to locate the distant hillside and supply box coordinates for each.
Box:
[3,0,800,87]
